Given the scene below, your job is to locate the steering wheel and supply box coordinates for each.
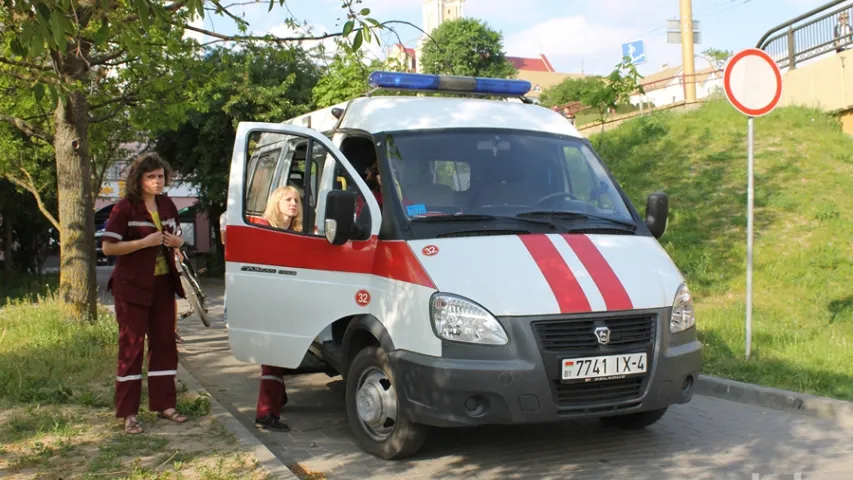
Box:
[534,192,578,206]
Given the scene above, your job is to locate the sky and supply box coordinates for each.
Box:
[186,0,838,77]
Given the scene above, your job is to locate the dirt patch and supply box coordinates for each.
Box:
[0,392,269,479]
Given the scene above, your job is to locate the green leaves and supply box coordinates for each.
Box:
[33,83,45,103]
[93,22,110,46]
[351,29,363,51]
[338,1,382,53]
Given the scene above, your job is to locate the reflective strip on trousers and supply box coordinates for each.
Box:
[148,370,177,377]
[261,375,283,383]
[117,374,143,382]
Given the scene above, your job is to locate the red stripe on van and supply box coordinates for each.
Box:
[225,225,435,289]
[562,235,633,311]
[519,234,591,313]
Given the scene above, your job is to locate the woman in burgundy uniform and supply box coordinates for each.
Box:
[249,185,303,432]
[102,153,188,434]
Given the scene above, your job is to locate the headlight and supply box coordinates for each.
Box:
[670,282,695,334]
[430,294,508,345]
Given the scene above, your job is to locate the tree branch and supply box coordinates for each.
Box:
[209,0,248,26]
[89,92,140,112]
[90,103,131,123]
[90,50,127,66]
[0,115,54,144]
[6,169,60,231]
[183,23,348,44]
[0,56,52,72]
[122,1,186,24]
[2,69,61,86]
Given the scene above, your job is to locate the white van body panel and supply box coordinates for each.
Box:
[409,234,684,318]
[339,96,583,137]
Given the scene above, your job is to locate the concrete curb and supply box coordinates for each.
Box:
[696,374,853,428]
[176,363,300,480]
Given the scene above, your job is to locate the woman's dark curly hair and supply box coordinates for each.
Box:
[124,152,173,203]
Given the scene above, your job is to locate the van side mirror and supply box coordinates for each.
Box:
[324,190,357,246]
[645,192,669,239]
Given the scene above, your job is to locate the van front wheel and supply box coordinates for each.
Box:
[345,346,429,460]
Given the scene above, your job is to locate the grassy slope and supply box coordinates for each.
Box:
[595,98,853,401]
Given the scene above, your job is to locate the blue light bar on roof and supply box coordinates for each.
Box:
[367,71,532,96]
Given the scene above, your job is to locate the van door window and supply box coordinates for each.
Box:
[311,141,372,241]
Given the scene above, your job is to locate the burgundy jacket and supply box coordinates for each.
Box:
[102,195,186,306]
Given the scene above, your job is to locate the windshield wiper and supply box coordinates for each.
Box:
[411,213,557,229]
[517,211,637,231]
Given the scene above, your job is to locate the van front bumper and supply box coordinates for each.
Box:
[389,308,702,428]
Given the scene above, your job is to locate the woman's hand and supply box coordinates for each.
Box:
[142,232,164,248]
[163,232,184,248]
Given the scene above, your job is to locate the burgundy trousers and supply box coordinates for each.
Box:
[114,275,178,418]
[256,365,288,420]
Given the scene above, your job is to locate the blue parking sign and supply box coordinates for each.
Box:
[621,40,646,65]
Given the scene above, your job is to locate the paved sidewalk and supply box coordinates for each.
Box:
[177,282,853,480]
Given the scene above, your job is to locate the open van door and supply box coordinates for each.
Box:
[223,122,381,368]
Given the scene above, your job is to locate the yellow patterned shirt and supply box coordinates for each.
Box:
[150,211,170,276]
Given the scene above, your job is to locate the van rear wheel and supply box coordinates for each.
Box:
[345,346,429,460]
[599,407,668,430]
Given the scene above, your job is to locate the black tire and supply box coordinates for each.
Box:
[599,407,668,430]
[180,274,210,327]
[345,346,429,460]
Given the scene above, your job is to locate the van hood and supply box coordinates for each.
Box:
[407,234,685,316]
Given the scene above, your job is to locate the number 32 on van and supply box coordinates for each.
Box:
[562,353,647,382]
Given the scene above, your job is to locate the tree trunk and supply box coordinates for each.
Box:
[3,207,12,277]
[54,90,97,322]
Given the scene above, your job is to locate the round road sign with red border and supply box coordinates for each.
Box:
[723,48,783,117]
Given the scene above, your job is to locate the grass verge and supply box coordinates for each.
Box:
[596,98,853,401]
[0,293,269,479]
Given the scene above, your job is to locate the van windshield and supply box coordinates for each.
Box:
[380,129,635,228]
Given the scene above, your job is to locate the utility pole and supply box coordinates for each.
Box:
[680,0,697,103]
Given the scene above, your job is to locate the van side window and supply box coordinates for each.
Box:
[245,149,281,217]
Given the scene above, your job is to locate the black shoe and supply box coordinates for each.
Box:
[255,414,290,432]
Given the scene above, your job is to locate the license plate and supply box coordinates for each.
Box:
[561,353,647,382]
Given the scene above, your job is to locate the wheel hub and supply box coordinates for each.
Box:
[355,368,398,437]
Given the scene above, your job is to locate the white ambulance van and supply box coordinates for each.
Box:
[223,71,702,460]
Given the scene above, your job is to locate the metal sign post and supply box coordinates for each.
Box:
[722,48,782,360]
[746,115,754,359]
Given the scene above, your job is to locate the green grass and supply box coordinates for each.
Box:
[595,99,853,401]
[0,293,268,478]
[0,294,117,407]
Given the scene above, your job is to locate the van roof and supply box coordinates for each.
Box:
[283,96,584,139]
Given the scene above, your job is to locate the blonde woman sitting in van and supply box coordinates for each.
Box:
[252,185,302,432]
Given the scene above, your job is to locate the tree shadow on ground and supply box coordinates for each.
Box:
[828,295,853,324]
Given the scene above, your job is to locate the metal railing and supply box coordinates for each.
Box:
[757,0,853,70]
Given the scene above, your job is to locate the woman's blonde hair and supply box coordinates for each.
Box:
[263,185,303,232]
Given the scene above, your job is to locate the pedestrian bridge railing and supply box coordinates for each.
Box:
[757,0,853,70]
